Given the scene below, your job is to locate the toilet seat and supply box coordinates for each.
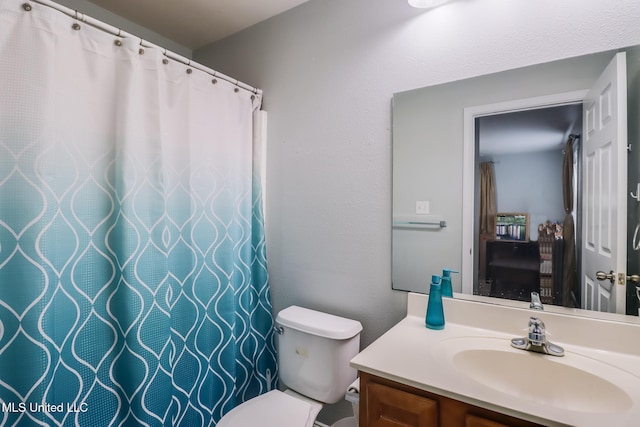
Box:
[217,389,322,427]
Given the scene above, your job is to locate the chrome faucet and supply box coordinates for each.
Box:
[529,291,544,310]
[511,316,564,357]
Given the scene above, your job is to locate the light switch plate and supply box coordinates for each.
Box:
[416,200,430,215]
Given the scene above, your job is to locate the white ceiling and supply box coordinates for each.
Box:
[86,0,311,50]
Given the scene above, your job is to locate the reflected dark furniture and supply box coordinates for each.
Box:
[486,240,540,302]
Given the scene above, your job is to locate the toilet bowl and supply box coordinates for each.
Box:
[217,306,362,427]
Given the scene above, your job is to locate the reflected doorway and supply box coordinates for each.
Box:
[473,104,583,306]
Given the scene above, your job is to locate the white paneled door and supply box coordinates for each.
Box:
[581,52,628,313]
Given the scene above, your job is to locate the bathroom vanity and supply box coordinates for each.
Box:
[351,293,640,427]
[359,372,540,426]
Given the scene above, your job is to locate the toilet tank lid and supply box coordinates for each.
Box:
[276,306,363,340]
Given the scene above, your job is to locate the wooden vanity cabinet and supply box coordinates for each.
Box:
[359,372,543,427]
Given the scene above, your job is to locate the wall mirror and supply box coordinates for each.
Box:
[392,44,640,318]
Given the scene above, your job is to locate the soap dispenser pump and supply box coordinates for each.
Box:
[441,268,459,298]
[425,275,445,330]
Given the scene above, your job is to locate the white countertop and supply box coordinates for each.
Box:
[350,293,640,427]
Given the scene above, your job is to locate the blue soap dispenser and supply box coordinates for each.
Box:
[441,268,459,298]
[425,275,445,330]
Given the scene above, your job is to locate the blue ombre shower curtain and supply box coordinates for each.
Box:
[0,1,277,425]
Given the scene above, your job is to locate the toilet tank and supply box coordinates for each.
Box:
[275,306,362,404]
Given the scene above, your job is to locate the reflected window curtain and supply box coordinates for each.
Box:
[562,136,578,307]
[478,162,497,282]
[479,163,497,235]
[0,2,276,426]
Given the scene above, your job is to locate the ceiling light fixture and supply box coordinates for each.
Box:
[408,0,451,8]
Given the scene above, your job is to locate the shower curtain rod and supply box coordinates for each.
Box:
[29,0,262,96]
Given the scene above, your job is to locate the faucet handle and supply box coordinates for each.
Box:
[530,291,544,310]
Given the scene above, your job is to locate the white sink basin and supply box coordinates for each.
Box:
[436,337,636,414]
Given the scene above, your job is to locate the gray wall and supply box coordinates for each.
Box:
[194,1,640,422]
[196,0,640,333]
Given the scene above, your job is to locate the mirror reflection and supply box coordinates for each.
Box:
[392,45,640,317]
[475,106,581,306]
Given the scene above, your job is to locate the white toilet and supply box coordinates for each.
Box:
[217,305,363,427]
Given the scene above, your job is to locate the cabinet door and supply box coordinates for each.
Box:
[360,372,543,427]
[365,382,438,427]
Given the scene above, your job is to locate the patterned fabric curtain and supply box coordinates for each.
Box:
[0,1,276,425]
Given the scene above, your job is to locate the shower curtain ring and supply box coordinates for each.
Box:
[71,11,81,30]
